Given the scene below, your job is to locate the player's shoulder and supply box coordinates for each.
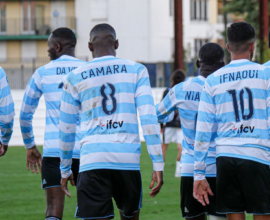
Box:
[182,76,205,91]
[262,60,270,67]
[115,58,146,75]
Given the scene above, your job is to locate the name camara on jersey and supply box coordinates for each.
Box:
[80,65,127,79]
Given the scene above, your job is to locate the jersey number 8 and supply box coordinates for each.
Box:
[101,83,117,115]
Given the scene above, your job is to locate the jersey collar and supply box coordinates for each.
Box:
[92,55,115,61]
[229,59,250,64]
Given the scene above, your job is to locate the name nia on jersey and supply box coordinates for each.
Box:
[81,65,127,79]
[185,91,200,101]
[220,70,259,84]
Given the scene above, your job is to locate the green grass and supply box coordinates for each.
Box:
[0,144,253,219]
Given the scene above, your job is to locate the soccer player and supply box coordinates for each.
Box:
[20,28,86,220]
[60,23,164,220]
[0,67,15,156]
[160,69,185,177]
[193,22,270,220]
[156,43,225,220]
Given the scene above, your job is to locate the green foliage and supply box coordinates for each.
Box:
[223,0,259,30]
[222,0,270,63]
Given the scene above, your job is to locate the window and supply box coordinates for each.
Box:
[194,39,209,56]
[190,0,208,21]
[170,0,174,17]
[0,2,6,33]
[22,1,36,34]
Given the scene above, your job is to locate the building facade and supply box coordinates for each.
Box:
[0,0,232,88]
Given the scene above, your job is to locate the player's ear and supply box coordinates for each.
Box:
[115,39,119,50]
[250,42,255,52]
[55,42,61,52]
[196,60,200,68]
[221,61,225,67]
[226,43,231,53]
[88,42,93,52]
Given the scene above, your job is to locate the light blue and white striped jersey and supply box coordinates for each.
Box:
[263,60,270,67]
[156,76,216,177]
[194,59,270,181]
[0,67,15,145]
[59,55,164,178]
[20,55,86,158]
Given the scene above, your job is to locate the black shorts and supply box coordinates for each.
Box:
[181,176,226,218]
[217,156,270,214]
[41,157,79,189]
[76,169,142,219]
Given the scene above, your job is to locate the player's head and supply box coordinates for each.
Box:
[47,27,77,60]
[196,43,225,76]
[170,69,185,87]
[89,23,119,58]
[226,22,255,59]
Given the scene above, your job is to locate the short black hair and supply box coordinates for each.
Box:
[52,27,77,47]
[227,22,255,54]
[90,23,116,39]
[170,69,186,87]
[199,43,224,64]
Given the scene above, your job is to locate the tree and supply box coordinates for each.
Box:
[223,0,270,62]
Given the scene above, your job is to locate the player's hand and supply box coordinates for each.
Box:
[61,173,75,198]
[0,143,8,156]
[149,171,164,197]
[160,128,164,134]
[26,146,42,174]
[193,179,213,206]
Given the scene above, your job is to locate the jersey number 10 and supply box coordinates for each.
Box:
[227,87,254,122]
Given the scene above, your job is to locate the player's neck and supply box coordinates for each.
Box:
[230,53,251,62]
[93,50,116,58]
[199,63,223,78]
[57,51,75,59]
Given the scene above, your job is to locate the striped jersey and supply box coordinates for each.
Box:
[156,76,216,177]
[59,55,164,178]
[20,55,86,158]
[263,60,270,67]
[194,59,270,181]
[0,67,15,145]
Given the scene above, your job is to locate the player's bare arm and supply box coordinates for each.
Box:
[26,145,42,174]
[193,179,213,206]
[61,172,75,198]
[149,171,164,197]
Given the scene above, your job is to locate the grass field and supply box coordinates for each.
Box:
[0,144,253,220]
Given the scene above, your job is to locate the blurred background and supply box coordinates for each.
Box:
[2,0,269,89]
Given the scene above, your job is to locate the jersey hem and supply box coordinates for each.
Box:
[79,166,141,173]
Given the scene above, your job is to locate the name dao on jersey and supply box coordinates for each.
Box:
[156,76,216,178]
[194,59,270,180]
[59,56,164,178]
[20,55,86,158]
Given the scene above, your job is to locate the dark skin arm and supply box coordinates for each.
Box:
[26,145,42,174]
[0,143,8,156]
[61,173,75,197]
[149,171,164,197]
